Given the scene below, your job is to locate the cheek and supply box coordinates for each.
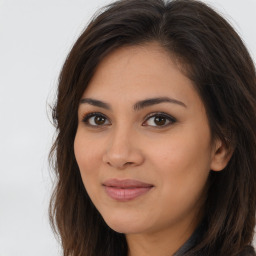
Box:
[148,129,212,199]
[150,131,212,170]
[74,131,102,180]
[74,131,105,205]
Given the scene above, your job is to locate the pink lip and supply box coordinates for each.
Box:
[103,179,154,202]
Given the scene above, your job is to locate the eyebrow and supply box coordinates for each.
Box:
[80,97,187,111]
[80,98,111,110]
[133,97,187,110]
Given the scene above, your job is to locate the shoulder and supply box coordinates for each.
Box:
[238,246,256,256]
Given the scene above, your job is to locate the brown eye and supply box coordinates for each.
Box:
[82,113,111,127]
[143,113,176,128]
[154,116,167,126]
[94,116,106,125]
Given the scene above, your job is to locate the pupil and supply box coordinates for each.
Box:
[155,116,166,126]
[95,116,105,125]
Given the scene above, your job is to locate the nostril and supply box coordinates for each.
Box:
[106,161,134,168]
[125,162,134,166]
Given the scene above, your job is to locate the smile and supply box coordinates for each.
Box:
[103,179,154,201]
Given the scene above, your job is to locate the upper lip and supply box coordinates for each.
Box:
[103,179,154,188]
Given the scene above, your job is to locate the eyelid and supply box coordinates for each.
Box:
[142,112,177,127]
[80,111,176,128]
[81,112,111,127]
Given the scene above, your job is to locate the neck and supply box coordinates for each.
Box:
[126,218,199,256]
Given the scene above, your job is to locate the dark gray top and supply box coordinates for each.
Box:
[174,222,255,256]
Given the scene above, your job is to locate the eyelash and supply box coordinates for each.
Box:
[143,112,176,128]
[81,111,176,129]
[82,112,111,128]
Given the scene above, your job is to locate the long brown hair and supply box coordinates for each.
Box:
[49,0,256,255]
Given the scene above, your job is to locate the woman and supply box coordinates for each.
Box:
[49,0,256,255]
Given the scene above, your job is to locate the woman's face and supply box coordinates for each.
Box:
[74,43,224,237]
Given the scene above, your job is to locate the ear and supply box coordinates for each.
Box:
[210,138,234,172]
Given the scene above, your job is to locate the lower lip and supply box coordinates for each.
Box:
[104,186,153,201]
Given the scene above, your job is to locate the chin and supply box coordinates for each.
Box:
[101,213,148,234]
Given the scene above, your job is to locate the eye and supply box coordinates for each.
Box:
[142,112,176,128]
[82,112,111,127]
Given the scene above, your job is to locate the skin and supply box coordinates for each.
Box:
[74,43,230,256]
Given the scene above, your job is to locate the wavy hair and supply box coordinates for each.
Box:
[49,0,256,255]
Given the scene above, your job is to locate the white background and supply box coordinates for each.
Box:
[0,0,255,255]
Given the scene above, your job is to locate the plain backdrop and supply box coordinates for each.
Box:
[0,0,255,255]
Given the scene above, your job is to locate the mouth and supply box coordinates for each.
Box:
[102,179,154,202]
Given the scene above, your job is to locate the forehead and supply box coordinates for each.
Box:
[81,43,203,112]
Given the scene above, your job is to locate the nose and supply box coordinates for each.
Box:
[102,127,145,170]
